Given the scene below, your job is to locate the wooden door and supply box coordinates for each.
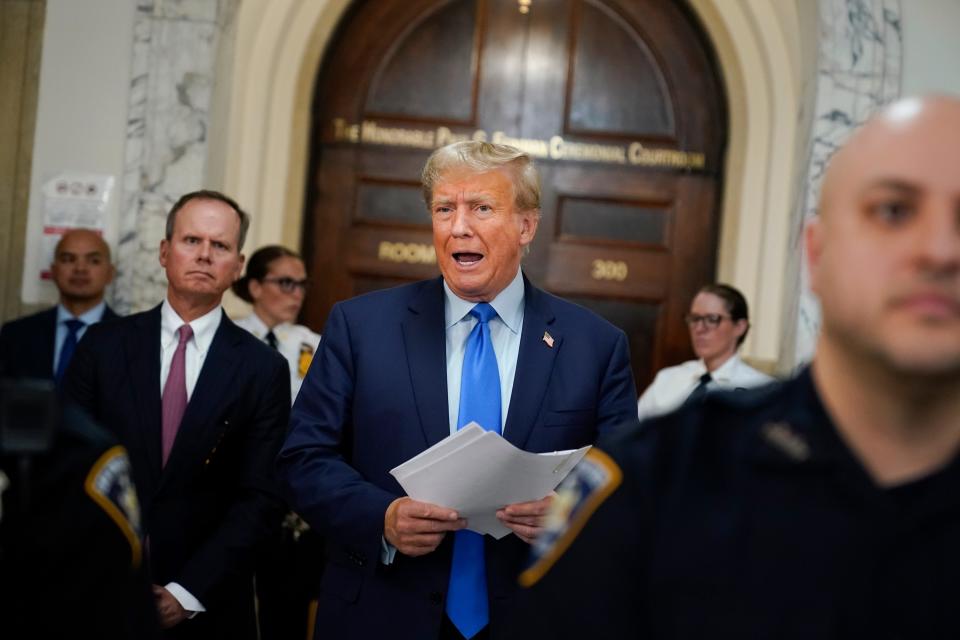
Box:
[302,0,727,391]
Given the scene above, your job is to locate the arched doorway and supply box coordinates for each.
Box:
[301,0,727,389]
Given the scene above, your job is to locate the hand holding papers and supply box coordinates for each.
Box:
[390,423,590,539]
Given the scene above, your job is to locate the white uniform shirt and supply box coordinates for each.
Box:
[636,353,774,421]
[233,313,321,404]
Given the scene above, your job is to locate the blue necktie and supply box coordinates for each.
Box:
[447,302,501,639]
[55,318,85,384]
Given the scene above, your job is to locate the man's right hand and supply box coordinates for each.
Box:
[384,497,466,556]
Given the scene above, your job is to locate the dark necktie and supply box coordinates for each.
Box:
[447,302,501,639]
[265,330,279,350]
[686,372,713,403]
[55,318,85,384]
[161,324,193,466]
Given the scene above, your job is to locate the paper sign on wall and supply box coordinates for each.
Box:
[39,172,113,280]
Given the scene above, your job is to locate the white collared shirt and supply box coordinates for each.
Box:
[232,313,321,404]
[444,268,525,436]
[53,301,107,372]
[383,269,526,564]
[636,353,774,421]
[160,299,223,399]
[157,298,223,615]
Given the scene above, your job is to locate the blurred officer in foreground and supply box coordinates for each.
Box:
[519,95,960,638]
[0,380,158,639]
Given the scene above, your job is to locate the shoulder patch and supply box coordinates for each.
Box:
[84,445,143,568]
[298,342,315,378]
[519,448,622,587]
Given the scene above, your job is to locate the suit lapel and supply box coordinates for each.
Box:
[401,278,451,449]
[39,307,58,377]
[160,310,241,488]
[125,306,164,487]
[503,277,560,449]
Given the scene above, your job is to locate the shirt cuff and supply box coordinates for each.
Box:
[165,582,206,617]
[380,537,398,565]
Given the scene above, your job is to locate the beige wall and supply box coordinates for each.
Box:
[0,0,46,321]
[15,0,135,314]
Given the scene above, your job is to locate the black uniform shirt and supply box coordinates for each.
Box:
[519,367,960,639]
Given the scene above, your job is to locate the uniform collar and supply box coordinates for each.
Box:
[698,353,742,384]
[747,366,960,518]
[242,311,291,339]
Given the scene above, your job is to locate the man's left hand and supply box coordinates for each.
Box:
[496,494,554,544]
[152,585,189,629]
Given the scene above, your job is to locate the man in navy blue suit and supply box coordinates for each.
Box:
[0,229,118,382]
[279,141,638,640]
[64,190,290,639]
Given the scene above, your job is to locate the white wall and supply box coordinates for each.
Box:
[21,0,134,304]
[901,0,960,97]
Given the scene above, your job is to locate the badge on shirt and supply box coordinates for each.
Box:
[84,445,143,568]
[298,342,315,379]
[519,448,622,587]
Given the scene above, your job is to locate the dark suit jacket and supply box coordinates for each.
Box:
[64,305,290,640]
[0,304,119,379]
[278,275,638,640]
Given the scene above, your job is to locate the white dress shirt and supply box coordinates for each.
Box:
[443,268,525,436]
[232,313,321,404]
[158,298,224,614]
[383,269,526,564]
[636,353,774,421]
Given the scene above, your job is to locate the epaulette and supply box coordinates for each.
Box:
[84,446,143,568]
[519,448,622,587]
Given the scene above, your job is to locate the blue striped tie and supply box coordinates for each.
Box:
[446,302,501,638]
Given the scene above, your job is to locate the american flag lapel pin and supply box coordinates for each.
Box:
[542,331,554,348]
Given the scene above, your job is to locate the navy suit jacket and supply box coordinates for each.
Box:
[278,275,637,640]
[0,304,119,380]
[64,305,290,640]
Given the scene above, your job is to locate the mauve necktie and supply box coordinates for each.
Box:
[161,324,193,466]
[446,302,501,639]
[55,318,85,384]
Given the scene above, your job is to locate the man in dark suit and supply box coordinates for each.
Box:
[0,229,118,382]
[278,141,638,640]
[64,190,290,639]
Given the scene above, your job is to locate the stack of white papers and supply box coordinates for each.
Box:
[389,423,590,539]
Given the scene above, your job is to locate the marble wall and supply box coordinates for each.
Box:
[113,0,234,313]
[789,0,902,366]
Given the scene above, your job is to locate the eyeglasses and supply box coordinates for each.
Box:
[261,277,309,293]
[684,313,730,329]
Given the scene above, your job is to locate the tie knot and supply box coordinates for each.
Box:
[700,372,712,384]
[177,324,194,345]
[469,302,497,324]
[265,330,279,349]
[64,318,85,334]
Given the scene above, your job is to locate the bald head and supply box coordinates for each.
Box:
[54,228,111,262]
[51,229,115,314]
[819,95,960,219]
[807,94,960,379]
